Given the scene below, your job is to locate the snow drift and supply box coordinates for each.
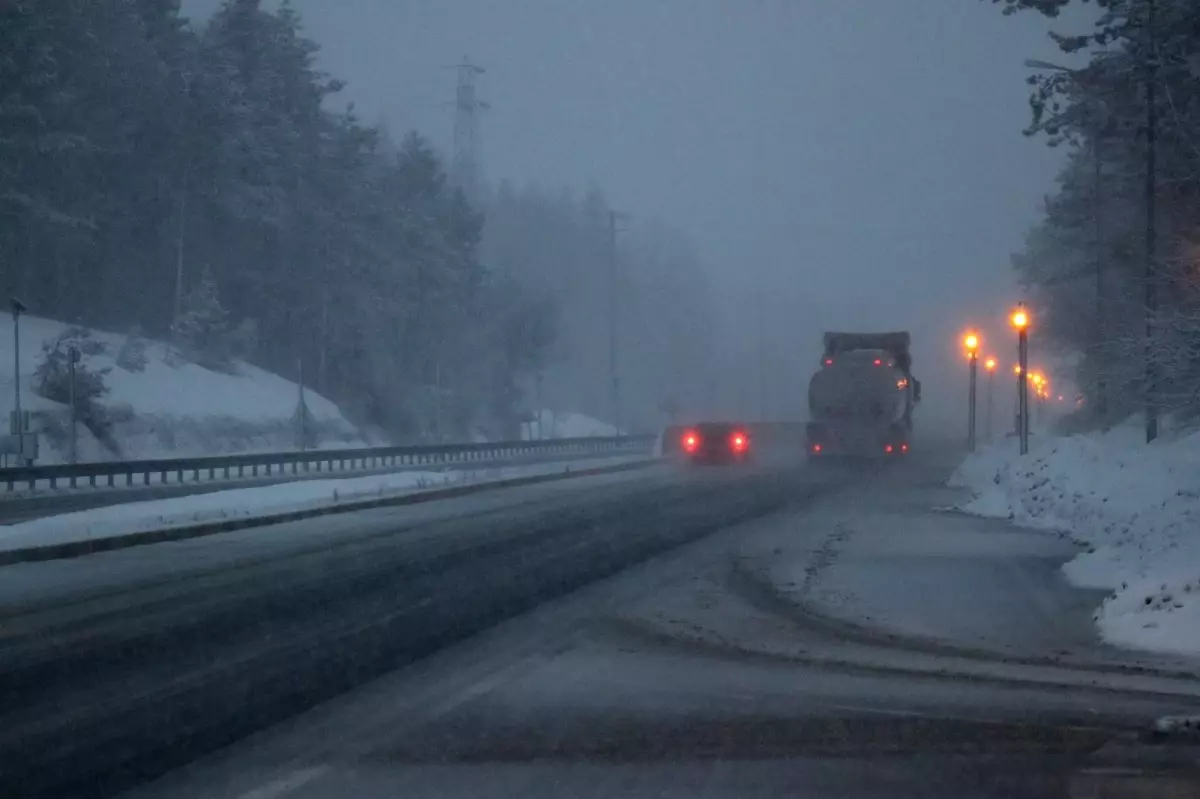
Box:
[950,421,1200,657]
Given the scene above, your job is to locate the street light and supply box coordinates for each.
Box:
[984,357,997,441]
[1010,303,1031,454]
[963,331,980,452]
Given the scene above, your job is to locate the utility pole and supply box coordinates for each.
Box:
[297,358,308,452]
[1143,0,1159,443]
[68,347,78,465]
[449,57,488,201]
[11,298,24,465]
[1093,131,1107,419]
[170,70,192,360]
[608,209,624,434]
[756,290,767,422]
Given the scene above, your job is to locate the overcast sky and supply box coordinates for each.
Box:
[184,0,1073,423]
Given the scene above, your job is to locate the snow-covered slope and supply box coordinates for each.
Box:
[950,421,1200,657]
[0,312,365,463]
[521,410,619,440]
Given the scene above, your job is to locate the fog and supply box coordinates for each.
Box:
[183,0,1068,432]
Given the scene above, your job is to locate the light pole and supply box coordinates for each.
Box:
[1011,304,1031,455]
[963,331,980,452]
[984,357,997,442]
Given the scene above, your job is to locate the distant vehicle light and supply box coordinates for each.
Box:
[682,430,700,453]
[884,444,894,454]
[901,443,909,453]
[873,358,882,366]
[812,443,822,453]
[824,358,834,366]
[730,432,748,452]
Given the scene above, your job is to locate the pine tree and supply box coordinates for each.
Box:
[174,267,231,368]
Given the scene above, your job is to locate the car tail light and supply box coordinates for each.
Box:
[681,430,700,453]
[730,432,748,453]
[901,443,909,453]
[873,358,882,366]
[884,444,894,454]
[812,443,822,454]
[824,358,834,366]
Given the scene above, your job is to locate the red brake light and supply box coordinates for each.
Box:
[681,430,700,453]
[730,432,748,452]
[884,444,894,454]
[901,443,909,453]
[824,358,834,366]
[812,443,822,453]
[873,358,882,366]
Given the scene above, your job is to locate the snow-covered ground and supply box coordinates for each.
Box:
[950,421,1200,658]
[521,410,619,440]
[0,454,652,552]
[0,312,365,464]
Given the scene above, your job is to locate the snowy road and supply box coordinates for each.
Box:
[4,443,1200,797]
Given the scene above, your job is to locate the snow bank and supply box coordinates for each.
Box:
[0,312,364,462]
[950,422,1200,657]
[0,455,649,551]
[521,410,618,440]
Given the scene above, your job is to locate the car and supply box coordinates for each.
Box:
[677,422,752,465]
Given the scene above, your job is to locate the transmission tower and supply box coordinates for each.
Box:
[449,57,488,199]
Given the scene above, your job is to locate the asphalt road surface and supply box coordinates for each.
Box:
[5,441,1200,798]
[0,450,825,797]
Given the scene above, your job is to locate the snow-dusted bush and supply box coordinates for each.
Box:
[116,325,149,372]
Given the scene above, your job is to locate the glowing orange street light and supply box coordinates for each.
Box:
[1011,303,1031,454]
[963,332,980,358]
[984,357,997,372]
[962,331,981,451]
[1013,364,1022,375]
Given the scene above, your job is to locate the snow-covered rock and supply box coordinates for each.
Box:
[950,420,1200,657]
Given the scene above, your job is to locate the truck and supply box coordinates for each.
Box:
[806,331,920,459]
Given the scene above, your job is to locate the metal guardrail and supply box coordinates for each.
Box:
[0,435,658,493]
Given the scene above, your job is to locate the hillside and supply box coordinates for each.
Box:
[0,313,367,465]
